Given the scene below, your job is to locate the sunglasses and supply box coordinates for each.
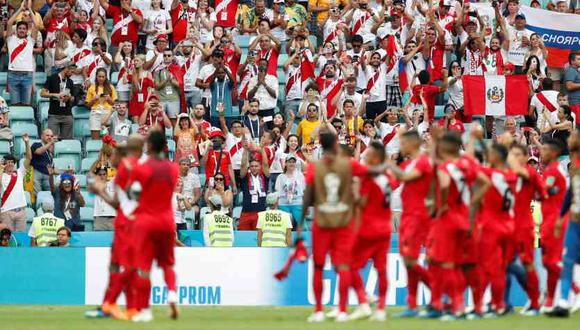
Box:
[215,177,224,182]
[164,54,173,57]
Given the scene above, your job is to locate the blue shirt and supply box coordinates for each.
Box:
[53,191,82,228]
[564,66,580,106]
[30,142,52,175]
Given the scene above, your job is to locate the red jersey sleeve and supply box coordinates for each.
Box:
[416,156,433,176]
[350,159,369,177]
[106,4,120,18]
[529,166,547,199]
[305,162,316,185]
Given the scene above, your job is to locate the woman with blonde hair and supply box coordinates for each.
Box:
[114,41,135,102]
[86,15,109,49]
[128,54,155,122]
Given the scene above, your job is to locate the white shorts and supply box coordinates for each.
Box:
[89,109,107,131]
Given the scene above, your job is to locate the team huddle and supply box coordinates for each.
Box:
[298,125,580,322]
[85,131,180,323]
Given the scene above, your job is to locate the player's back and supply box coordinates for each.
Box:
[358,173,397,237]
[542,161,568,222]
[481,166,517,232]
[132,157,179,228]
[400,153,434,216]
[439,158,476,217]
[514,165,545,227]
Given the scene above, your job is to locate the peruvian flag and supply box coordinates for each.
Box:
[463,75,529,116]
[300,49,315,92]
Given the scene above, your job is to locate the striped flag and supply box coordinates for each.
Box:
[463,75,529,116]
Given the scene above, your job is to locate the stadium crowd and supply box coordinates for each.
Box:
[0,0,579,321]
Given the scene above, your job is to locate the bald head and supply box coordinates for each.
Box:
[41,129,54,144]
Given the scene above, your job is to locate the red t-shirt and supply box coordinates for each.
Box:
[541,161,567,224]
[256,48,279,76]
[400,154,434,216]
[437,157,477,228]
[437,118,465,133]
[481,167,517,233]
[358,172,398,238]
[428,39,446,82]
[128,75,154,117]
[205,149,233,187]
[113,156,139,229]
[171,4,196,43]
[411,84,439,122]
[514,165,545,229]
[107,5,142,46]
[130,158,179,229]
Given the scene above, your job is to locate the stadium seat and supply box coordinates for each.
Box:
[72,106,91,119]
[74,119,91,139]
[39,102,50,127]
[8,106,35,126]
[85,140,103,159]
[34,72,47,85]
[0,140,11,156]
[278,54,288,68]
[81,191,95,208]
[12,123,39,154]
[106,18,113,32]
[236,35,251,49]
[111,71,119,85]
[15,139,40,159]
[434,105,445,119]
[0,72,7,84]
[81,157,97,174]
[35,191,53,211]
[165,127,173,140]
[80,207,94,231]
[25,207,36,223]
[277,69,285,84]
[53,157,77,173]
[55,140,82,164]
[198,173,206,188]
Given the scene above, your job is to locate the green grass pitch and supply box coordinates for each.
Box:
[0,306,578,330]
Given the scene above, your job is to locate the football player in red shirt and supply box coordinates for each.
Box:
[129,130,180,322]
[348,141,398,322]
[508,144,546,316]
[539,139,569,313]
[85,135,145,319]
[478,143,517,317]
[298,129,375,323]
[424,132,489,320]
[387,130,434,317]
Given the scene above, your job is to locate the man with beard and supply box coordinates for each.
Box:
[361,50,389,121]
[176,39,204,109]
[316,62,343,119]
[247,59,279,129]
[483,3,509,75]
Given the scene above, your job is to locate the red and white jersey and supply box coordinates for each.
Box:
[226,132,244,170]
[530,90,559,130]
[357,171,398,238]
[69,45,92,84]
[515,165,546,229]
[427,39,446,82]
[323,19,342,45]
[214,0,238,28]
[285,65,302,101]
[481,167,517,232]
[238,64,258,100]
[542,161,568,224]
[145,49,164,73]
[345,48,367,90]
[177,54,202,92]
[256,48,279,76]
[462,48,485,76]
[350,8,377,44]
[365,63,387,102]
[107,5,142,46]
[316,77,343,118]
[79,53,112,83]
[438,157,478,219]
[483,47,507,75]
[45,17,72,48]
[7,35,35,72]
[378,122,403,157]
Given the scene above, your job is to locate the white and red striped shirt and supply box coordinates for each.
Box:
[8,35,35,72]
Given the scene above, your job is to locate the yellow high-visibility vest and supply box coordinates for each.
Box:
[205,211,234,247]
[258,210,291,247]
[31,213,65,247]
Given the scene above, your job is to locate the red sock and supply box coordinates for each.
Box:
[338,269,351,313]
[350,269,366,304]
[572,283,580,294]
[124,270,136,310]
[162,266,177,292]
[490,271,506,311]
[453,269,465,314]
[545,263,561,305]
[413,264,431,289]
[134,274,152,310]
[465,267,483,314]
[525,268,540,309]
[406,266,419,309]
[438,268,459,313]
[376,266,388,310]
[428,265,442,310]
[102,272,121,305]
[313,266,323,312]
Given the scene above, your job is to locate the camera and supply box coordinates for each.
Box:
[492,0,498,8]
[213,140,222,150]
[360,3,368,9]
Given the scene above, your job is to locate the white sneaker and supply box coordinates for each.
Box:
[306,311,325,323]
[519,300,532,315]
[335,312,349,322]
[347,304,372,321]
[326,307,340,319]
[540,304,554,314]
[132,309,154,322]
[366,293,378,305]
[572,294,580,314]
[369,310,387,322]
[168,290,179,320]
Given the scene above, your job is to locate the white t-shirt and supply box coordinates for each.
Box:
[78,53,112,84]
[530,90,560,131]
[285,65,303,101]
[177,54,202,92]
[94,181,117,217]
[226,132,244,170]
[115,57,133,92]
[68,45,91,85]
[172,193,187,224]
[346,48,367,91]
[145,49,164,73]
[462,48,485,76]
[144,9,172,50]
[338,91,363,117]
[447,77,464,110]
[247,75,279,110]
[8,35,35,72]
[365,63,387,102]
[378,122,403,156]
[1,166,27,212]
[403,54,426,91]
[274,172,305,205]
[197,63,217,99]
[507,26,533,66]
